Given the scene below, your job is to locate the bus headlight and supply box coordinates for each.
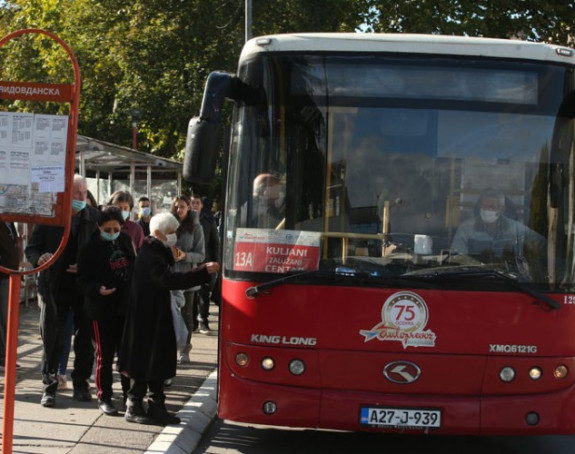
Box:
[554,365,569,379]
[235,352,249,367]
[528,367,542,380]
[499,366,516,382]
[261,357,275,371]
[288,359,306,376]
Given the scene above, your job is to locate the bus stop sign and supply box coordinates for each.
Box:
[0,28,81,454]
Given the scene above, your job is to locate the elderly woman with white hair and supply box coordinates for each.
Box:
[119,212,219,426]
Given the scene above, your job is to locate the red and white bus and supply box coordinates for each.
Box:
[184,33,575,435]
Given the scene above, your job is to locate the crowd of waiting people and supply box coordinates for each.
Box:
[10,174,221,426]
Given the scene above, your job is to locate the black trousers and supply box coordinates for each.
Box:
[192,283,211,324]
[93,317,130,401]
[128,379,164,402]
[40,293,94,394]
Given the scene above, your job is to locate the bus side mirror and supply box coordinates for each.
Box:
[183,116,219,184]
[182,71,263,184]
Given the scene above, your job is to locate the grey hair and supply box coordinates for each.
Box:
[149,212,180,235]
[73,174,86,186]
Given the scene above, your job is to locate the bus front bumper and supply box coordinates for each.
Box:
[218,373,575,435]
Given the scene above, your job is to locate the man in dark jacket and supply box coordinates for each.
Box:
[0,221,19,368]
[191,196,221,334]
[25,174,99,407]
[136,195,152,237]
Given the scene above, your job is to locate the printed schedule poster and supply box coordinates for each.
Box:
[0,112,69,216]
[234,228,321,273]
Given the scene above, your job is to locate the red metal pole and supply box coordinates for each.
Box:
[0,28,81,454]
[2,273,22,454]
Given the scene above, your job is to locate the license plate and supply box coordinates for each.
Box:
[360,406,441,429]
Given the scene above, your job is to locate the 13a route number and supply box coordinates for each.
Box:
[235,251,253,268]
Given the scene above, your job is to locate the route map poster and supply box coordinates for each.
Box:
[0,112,68,217]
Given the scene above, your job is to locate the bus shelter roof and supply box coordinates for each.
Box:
[76,135,182,175]
[75,135,182,198]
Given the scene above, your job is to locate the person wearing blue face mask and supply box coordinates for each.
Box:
[136,196,152,236]
[25,174,99,408]
[108,190,145,252]
[77,205,136,416]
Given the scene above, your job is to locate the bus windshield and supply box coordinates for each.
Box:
[225,53,575,291]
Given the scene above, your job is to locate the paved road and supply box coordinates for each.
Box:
[195,418,575,454]
[0,302,219,454]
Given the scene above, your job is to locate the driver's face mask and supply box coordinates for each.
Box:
[479,209,500,224]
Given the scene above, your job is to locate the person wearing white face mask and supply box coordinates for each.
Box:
[118,212,219,426]
[190,195,221,335]
[451,188,546,277]
[108,190,145,252]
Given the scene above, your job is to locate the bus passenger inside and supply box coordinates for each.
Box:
[451,188,546,277]
[252,173,285,229]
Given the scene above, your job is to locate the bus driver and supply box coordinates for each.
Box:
[252,173,285,229]
[451,188,546,277]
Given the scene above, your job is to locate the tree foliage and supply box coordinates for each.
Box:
[0,0,362,159]
[361,0,575,45]
[1,0,575,164]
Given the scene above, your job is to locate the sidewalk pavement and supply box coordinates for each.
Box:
[0,302,219,454]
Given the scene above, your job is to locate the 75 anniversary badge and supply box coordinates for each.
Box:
[359,291,437,349]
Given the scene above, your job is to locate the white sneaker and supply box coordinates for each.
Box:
[178,351,190,364]
[199,322,211,335]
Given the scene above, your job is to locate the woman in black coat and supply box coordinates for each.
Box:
[77,206,136,416]
[119,212,219,425]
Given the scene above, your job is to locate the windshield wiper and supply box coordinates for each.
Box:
[405,267,561,311]
[245,269,336,298]
[245,266,433,298]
